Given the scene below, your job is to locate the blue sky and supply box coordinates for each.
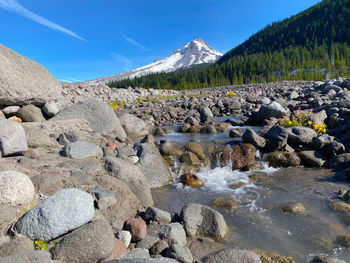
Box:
[0,0,321,82]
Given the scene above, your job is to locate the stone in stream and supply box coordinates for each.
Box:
[203,248,262,263]
[200,107,214,122]
[226,143,256,170]
[160,141,183,157]
[51,99,127,141]
[61,140,103,159]
[263,126,288,152]
[184,142,206,160]
[280,202,306,215]
[50,220,114,263]
[264,151,300,168]
[0,171,35,206]
[229,128,243,138]
[242,128,266,148]
[329,153,350,169]
[298,151,326,167]
[16,104,46,122]
[0,119,27,156]
[214,197,240,210]
[180,173,204,188]
[0,43,62,106]
[180,203,228,240]
[311,256,346,263]
[179,152,201,167]
[163,244,193,263]
[14,188,95,241]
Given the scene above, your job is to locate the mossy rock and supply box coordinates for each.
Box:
[255,250,295,263]
[162,155,174,166]
[280,202,306,215]
[329,201,350,212]
[184,142,206,160]
[181,123,191,133]
[337,235,350,248]
[180,173,204,188]
[229,182,246,189]
[214,197,240,210]
[179,152,201,166]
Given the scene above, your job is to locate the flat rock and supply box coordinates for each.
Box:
[203,248,261,263]
[14,188,95,241]
[180,203,228,240]
[287,127,317,145]
[61,140,103,159]
[0,120,27,156]
[0,171,34,206]
[51,99,126,140]
[0,43,62,106]
[50,220,114,263]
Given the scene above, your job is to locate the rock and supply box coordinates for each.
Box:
[61,140,103,159]
[14,188,95,241]
[255,250,295,263]
[2,106,20,115]
[95,176,142,224]
[0,251,52,263]
[124,218,147,242]
[180,173,204,188]
[257,102,287,123]
[329,153,350,169]
[0,237,33,257]
[0,205,17,235]
[88,185,117,212]
[184,142,206,160]
[118,112,149,140]
[298,151,326,167]
[263,126,288,152]
[323,84,342,93]
[329,201,350,212]
[179,152,200,166]
[159,223,187,246]
[145,207,172,224]
[229,129,243,138]
[0,120,27,156]
[50,220,114,263]
[242,129,266,148]
[180,203,228,240]
[0,43,62,106]
[214,197,240,210]
[0,171,34,206]
[7,116,21,123]
[103,156,153,207]
[160,141,183,157]
[150,240,168,255]
[264,151,300,168]
[287,127,317,145]
[229,143,256,170]
[311,134,334,151]
[288,91,299,100]
[16,104,46,122]
[184,116,199,126]
[104,238,128,261]
[42,101,60,117]
[307,110,327,125]
[0,111,5,119]
[123,248,150,259]
[200,125,217,134]
[136,235,160,250]
[52,99,126,140]
[163,244,193,263]
[181,123,191,133]
[280,202,306,214]
[200,107,214,122]
[116,230,132,248]
[336,234,350,248]
[107,258,179,263]
[311,256,346,263]
[135,143,172,188]
[203,248,261,263]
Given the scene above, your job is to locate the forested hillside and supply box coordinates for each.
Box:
[109,0,350,90]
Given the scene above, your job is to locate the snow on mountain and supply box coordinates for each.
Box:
[85,38,222,84]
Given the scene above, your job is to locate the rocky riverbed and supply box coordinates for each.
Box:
[1,43,350,263]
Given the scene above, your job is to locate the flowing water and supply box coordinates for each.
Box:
[152,125,350,262]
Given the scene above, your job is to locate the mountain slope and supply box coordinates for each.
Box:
[108,0,350,90]
[86,39,222,85]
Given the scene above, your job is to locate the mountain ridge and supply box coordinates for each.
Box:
[85,38,222,85]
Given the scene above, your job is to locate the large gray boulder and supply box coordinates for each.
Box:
[287,126,317,145]
[180,203,228,240]
[242,128,266,148]
[118,112,149,140]
[0,251,52,263]
[50,220,114,263]
[203,248,261,263]
[51,99,126,140]
[0,120,27,156]
[135,143,172,188]
[263,126,288,152]
[61,141,103,159]
[159,223,187,246]
[0,171,34,206]
[257,101,287,123]
[103,156,153,207]
[0,43,61,106]
[200,107,214,123]
[14,188,95,241]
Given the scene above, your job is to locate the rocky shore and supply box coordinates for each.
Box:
[0,43,349,262]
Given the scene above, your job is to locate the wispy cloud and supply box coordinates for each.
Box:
[111,52,133,71]
[58,77,82,83]
[120,30,150,51]
[0,0,86,41]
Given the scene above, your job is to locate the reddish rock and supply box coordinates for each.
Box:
[103,238,127,262]
[221,144,256,170]
[107,142,117,150]
[124,218,147,241]
[180,173,204,187]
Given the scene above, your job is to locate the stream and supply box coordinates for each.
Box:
[152,122,350,262]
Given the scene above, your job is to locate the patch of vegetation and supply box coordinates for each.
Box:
[225,91,236,97]
[33,240,48,250]
[108,100,125,111]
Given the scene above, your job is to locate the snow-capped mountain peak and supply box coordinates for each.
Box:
[85,38,222,85]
